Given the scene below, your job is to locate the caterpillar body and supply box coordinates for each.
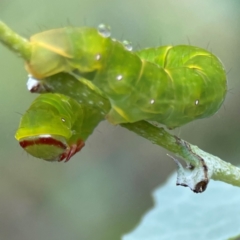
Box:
[15,93,103,162]
[25,26,227,129]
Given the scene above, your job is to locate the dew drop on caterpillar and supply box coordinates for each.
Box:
[15,93,103,162]
[25,25,227,129]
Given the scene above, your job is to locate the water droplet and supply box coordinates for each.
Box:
[98,24,111,38]
[116,75,123,81]
[150,99,155,104]
[122,40,133,51]
[195,100,199,105]
[96,54,101,60]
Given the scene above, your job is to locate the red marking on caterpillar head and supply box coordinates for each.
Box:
[19,136,85,162]
[19,137,67,149]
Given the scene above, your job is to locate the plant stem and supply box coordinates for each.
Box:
[0,21,31,61]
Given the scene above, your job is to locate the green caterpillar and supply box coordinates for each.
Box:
[25,25,227,129]
[15,93,103,162]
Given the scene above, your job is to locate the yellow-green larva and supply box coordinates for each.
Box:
[26,26,227,129]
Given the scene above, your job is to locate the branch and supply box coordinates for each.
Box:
[0,21,31,60]
[1,20,240,193]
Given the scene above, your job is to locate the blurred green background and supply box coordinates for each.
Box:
[1,0,240,239]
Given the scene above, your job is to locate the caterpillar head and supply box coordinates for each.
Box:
[15,94,85,162]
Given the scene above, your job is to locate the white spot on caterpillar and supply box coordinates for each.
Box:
[27,75,38,89]
[116,75,123,81]
[61,118,66,122]
[96,54,101,60]
[88,101,93,104]
[99,101,104,105]
[27,75,42,92]
[72,130,76,134]
[82,92,88,97]
[195,100,199,105]
[150,99,155,104]
[40,134,52,138]
[98,24,111,38]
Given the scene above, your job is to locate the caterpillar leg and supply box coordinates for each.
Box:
[58,140,85,162]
